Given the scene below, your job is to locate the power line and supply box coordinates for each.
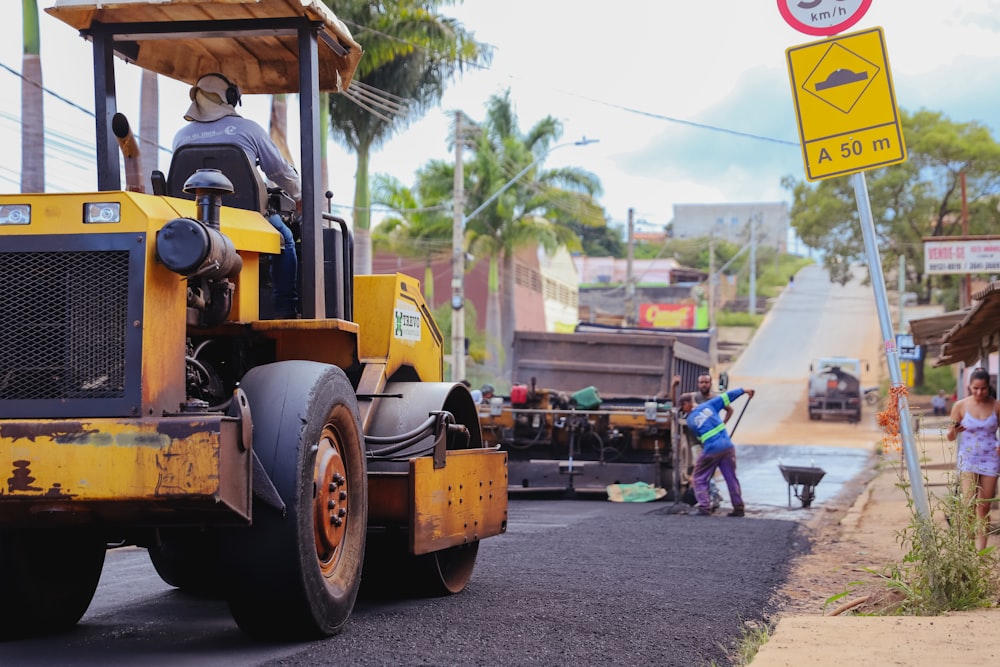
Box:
[1,62,176,157]
[338,19,799,148]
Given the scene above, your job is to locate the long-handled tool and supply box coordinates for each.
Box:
[727,390,754,438]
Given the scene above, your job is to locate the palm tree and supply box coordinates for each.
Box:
[323,0,491,275]
[464,91,605,380]
[21,0,43,192]
[269,93,295,165]
[138,70,158,192]
[370,169,452,303]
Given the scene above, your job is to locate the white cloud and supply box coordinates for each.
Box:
[3,1,1000,231]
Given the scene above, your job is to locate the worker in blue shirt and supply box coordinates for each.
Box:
[678,387,754,517]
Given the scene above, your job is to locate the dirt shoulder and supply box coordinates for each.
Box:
[752,417,1000,666]
[718,322,1000,666]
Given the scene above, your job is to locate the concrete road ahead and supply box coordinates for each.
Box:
[729,263,883,448]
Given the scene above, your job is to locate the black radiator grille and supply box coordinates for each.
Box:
[0,250,130,401]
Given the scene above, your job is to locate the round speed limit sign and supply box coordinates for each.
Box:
[777,0,872,36]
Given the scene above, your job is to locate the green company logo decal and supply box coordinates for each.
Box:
[394,307,421,342]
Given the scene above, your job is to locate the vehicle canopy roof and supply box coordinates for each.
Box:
[45,0,364,319]
[45,0,362,93]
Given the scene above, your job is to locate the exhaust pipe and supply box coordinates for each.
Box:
[112,112,144,193]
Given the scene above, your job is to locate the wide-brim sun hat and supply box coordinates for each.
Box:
[184,75,238,122]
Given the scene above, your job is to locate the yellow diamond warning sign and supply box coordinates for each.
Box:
[786,27,906,181]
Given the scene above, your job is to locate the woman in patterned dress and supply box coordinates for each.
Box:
[946,367,1000,550]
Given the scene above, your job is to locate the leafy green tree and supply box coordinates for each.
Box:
[462,90,604,379]
[323,0,491,275]
[565,218,624,257]
[783,109,1000,299]
[21,0,43,192]
[370,170,452,302]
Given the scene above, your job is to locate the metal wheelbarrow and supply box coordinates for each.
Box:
[779,463,826,508]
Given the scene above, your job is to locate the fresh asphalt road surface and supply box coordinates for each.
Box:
[0,500,805,667]
[0,445,865,667]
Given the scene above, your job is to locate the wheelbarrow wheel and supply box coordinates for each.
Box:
[800,485,816,508]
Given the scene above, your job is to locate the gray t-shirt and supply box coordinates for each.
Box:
[172,115,301,200]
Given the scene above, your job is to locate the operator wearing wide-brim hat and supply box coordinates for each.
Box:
[184,73,244,123]
[173,72,301,201]
[172,72,303,318]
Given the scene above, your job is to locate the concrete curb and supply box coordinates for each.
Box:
[839,467,878,531]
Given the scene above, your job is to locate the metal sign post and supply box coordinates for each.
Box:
[784,17,929,520]
[852,171,930,521]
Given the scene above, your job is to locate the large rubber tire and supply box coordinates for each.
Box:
[0,528,106,639]
[147,528,222,596]
[220,361,367,640]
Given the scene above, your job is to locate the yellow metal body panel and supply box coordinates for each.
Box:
[165,195,281,254]
[251,318,360,368]
[0,191,280,416]
[354,274,443,382]
[409,449,508,555]
[0,191,279,252]
[0,416,250,523]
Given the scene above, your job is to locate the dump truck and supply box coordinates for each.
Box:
[807,356,867,422]
[0,0,507,640]
[478,328,712,496]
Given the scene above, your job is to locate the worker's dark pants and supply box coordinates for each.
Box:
[693,447,743,513]
[268,213,299,318]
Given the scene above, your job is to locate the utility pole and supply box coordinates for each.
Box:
[897,254,905,333]
[961,171,970,308]
[452,137,597,380]
[451,111,466,382]
[708,233,716,330]
[748,213,757,315]
[625,208,636,326]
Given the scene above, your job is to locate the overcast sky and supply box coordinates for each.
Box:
[3,1,1000,233]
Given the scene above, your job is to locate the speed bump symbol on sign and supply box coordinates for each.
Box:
[786,27,906,181]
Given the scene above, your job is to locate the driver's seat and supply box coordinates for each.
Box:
[164,143,267,214]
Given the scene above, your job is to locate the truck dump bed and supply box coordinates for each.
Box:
[511,330,712,400]
[481,330,713,496]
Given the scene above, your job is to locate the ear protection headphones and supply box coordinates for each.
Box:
[193,72,242,107]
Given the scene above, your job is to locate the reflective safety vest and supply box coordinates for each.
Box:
[689,389,744,454]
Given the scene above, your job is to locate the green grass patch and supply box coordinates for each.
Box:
[705,618,773,667]
[716,310,764,328]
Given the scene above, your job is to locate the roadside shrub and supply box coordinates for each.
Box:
[872,389,999,614]
[716,311,763,328]
[882,471,1000,615]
